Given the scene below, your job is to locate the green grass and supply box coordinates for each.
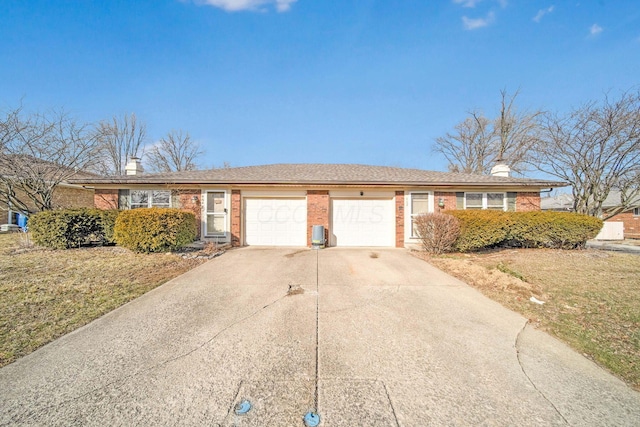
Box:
[425,248,640,390]
[0,233,207,367]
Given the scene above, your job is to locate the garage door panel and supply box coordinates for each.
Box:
[331,198,395,247]
[245,198,307,246]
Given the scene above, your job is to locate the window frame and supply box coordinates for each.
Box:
[634,207,640,217]
[127,189,172,209]
[464,192,507,211]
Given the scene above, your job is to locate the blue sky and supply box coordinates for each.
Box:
[1,0,639,172]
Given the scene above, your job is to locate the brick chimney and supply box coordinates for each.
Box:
[125,157,144,175]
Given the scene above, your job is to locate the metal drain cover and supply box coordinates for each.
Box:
[303,411,321,426]
[234,399,252,415]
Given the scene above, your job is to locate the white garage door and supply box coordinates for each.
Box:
[245,198,307,246]
[331,198,395,247]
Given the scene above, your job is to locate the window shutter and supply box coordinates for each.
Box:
[118,190,130,209]
[507,192,517,211]
[456,192,464,210]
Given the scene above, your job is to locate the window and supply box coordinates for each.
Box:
[465,192,506,211]
[410,193,430,237]
[634,207,640,217]
[129,190,171,209]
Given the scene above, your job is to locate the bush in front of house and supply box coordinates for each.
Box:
[98,209,120,245]
[507,211,603,249]
[29,208,106,249]
[446,210,511,252]
[113,208,196,253]
[414,213,461,254]
[445,210,603,252]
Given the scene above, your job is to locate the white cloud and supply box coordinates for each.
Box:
[453,0,482,8]
[462,12,495,30]
[533,5,554,23]
[590,23,603,36]
[196,0,297,12]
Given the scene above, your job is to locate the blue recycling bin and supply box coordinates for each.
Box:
[17,213,28,229]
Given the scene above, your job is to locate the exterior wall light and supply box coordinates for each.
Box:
[191,195,199,203]
[438,198,445,208]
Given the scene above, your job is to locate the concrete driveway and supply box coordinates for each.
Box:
[1,248,639,426]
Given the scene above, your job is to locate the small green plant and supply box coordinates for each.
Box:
[496,262,527,282]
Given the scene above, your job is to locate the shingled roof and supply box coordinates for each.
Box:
[69,163,565,188]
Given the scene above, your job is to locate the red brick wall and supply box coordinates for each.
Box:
[606,211,640,239]
[516,192,541,211]
[94,189,118,209]
[53,186,95,209]
[434,191,457,213]
[175,190,202,239]
[395,191,405,248]
[231,190,241,247]
[307,190,330,247]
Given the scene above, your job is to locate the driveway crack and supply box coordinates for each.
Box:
[19,292,291,423]
[515,321,570,425]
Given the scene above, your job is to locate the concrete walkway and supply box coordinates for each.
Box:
[1,248,638,426]
[587,239,640,254]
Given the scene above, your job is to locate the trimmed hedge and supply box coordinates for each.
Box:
[29,208,118,249]
[507,211,603,249]
[446,210,603,252]
[113,208,196,253]
[98,210,120,245]
[446,210,510,252]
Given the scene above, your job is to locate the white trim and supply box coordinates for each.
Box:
[241,190,307,198]
[329,190,395,198]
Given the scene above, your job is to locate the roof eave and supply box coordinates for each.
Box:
[71,179,567,188]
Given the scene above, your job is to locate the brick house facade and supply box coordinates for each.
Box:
[76,164,561,248]
[2,184,94,225]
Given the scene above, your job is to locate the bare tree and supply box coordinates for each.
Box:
[94,113,146,175]
[494,89,543,170]
[532,90,640,218]
[0,106,98,214]
[145,130,203,173]
[433,90,542,174]
[434,112,494,174]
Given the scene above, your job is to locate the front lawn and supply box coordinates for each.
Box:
[420,248,640,390]
[0,233,208,367]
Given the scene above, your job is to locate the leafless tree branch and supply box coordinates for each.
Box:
[145,130,203,173]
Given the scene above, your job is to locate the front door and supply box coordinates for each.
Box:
[205,191,227,240]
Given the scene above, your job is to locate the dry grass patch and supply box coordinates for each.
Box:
[417,248,640,390]
[0,233,208,367]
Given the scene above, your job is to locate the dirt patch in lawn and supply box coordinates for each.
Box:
[415,248,640,391]
[0,233,211,368]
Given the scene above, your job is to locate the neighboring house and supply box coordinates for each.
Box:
[541,191,640,239]
[599,191,640,239]
[70,161,564,248]
[0,156,96,225]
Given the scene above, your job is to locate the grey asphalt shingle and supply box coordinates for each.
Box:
[69,163,565,187]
